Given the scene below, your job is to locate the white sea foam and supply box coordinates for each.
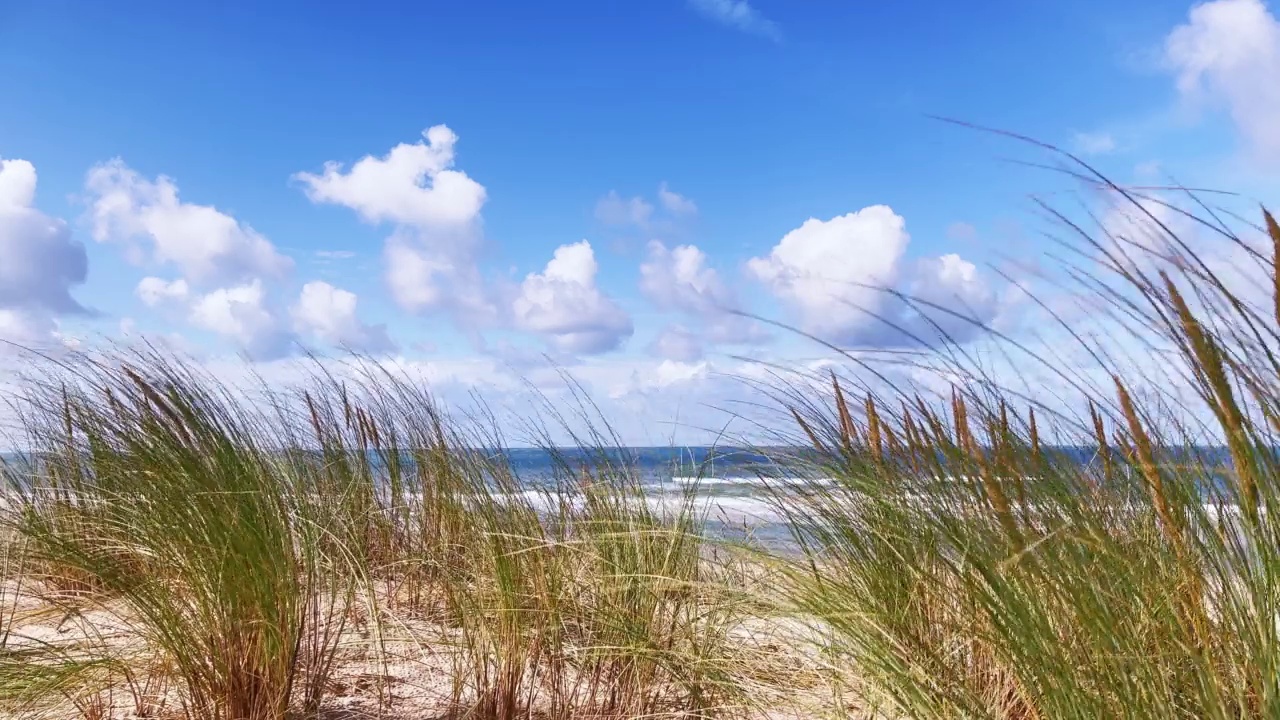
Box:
[666,475,834,488]
[485,488,782,525]
[668,476,758,487]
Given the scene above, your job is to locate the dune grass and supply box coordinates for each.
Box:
[0,356,357,720]
[0,353,763,720]
[0,162,1277,720]
[764,184,1280,718]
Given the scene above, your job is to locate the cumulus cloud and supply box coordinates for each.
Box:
[906,254,1003,342]
[296,127,670,353]
[86,160,292,286]
[87,159,390,358]
[291,280,394,353]
[1099,195,1183,263]
[640,240,765,353]
[0,158,37,208]
[134,273,392,359]
[513,241,633,354]
[0,159,89,315]
[0,308,58,349]
[1164,0,1280,164]
[382,236,454,312]
[382,233,492,319]
[748,205,1006,346]
[618,359,711,398]
[188,280,293,358]
[747,205,908,342]
[295,126,495,321]
[294,125,486,229]
[1093,189,1276,321]
[0,157,89,348]
[135,277,190,307]
[194,278,398,359]
[687,0,781,41]
[641,242,732,314]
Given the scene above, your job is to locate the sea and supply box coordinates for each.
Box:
[499,446,799,546]
[462,444,1242,549]
[0,446,803,547]
[1,445,1243,551]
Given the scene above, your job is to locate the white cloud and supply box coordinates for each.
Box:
[0,158,89,315]
[83,157,397,359]
[1164,0,1280,164]
[505,354,777,446]
[748,205,1008,346]
[128,267,388,363]
[188,279,292,359]
[293,125,486,229]
[83,159,379,359]
[0,308,57,350]
[381,233,492,320]
[641,241,732,314]
[296,127,494,321]
[135,277,190,307]
[1093,190,1219,287]
[657,182,698,216]
[747,205,908,342]
[596,183,699,229]
[0,157,89,349]
[291,280,394,353]
[649,324,705,362]
[0,158,37,208]
[687,0,781,41]
[1100,195,1181,262]
[383,235,454,312]
[618,359,711,398]
[193,354,525,433]
[906,254,1003,343]
[86,160,293,286]
[513,240,633,354]
[640,240,764,346]
[595,190,655,227]
[1094,189,1275,320]
[1073,131,1118,155]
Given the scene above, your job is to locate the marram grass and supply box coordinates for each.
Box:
[764,200,1280,718]
[0,187,1276,719]
[0,352,763,720]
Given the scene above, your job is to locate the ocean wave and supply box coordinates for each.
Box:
[485,488,783,525]
[666,475,834,488]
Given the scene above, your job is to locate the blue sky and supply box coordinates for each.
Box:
[2,0,1278,443]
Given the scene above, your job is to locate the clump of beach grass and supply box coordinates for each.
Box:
[767,144,1280,717]
[279,362,761,719]
[0,352,766,720]
[0,352,364,720]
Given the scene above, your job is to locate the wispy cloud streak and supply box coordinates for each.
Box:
[687,0,781,41]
